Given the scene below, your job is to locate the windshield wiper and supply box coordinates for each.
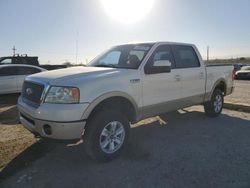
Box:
[95,64,115,68]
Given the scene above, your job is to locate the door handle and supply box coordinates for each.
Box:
[130,79,140,83]
[174,75,181,81]
[199,72,204,78]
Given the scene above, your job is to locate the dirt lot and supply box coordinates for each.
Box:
[0,81,250,188]
[1,106,250,187]
[225,80,250,107]
[0,94,36,170]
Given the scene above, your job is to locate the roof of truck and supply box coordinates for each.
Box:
[119,41,195,46]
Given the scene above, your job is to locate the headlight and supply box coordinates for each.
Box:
[44,86,80,104]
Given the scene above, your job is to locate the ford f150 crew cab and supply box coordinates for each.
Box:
[18,42,234,161]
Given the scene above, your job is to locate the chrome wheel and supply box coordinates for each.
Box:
[214,94,222,113]
[99,121,125,154]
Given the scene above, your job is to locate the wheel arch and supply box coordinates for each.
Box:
[81,92,139,123]
[208,78,227,101]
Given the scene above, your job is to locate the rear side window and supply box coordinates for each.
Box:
[17,67,41,75]
[172,45,200,68]
[0,67,17,76]
[19,58,28,64]
[12,57,39,65]
[12,58,20,64]
[27,58,39,66]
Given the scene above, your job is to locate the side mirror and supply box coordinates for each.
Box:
[145,60,172,74]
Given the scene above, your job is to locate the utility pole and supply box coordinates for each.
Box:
[75,30,79,64]
[12,46,16,56]
[207,46,210,62]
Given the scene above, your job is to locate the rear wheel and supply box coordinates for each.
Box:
[204,89,224,117]
[83,110,129,162]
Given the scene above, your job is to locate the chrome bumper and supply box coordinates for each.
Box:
[18,97,88,140]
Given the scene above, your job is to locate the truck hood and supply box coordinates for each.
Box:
[26,66,123,85]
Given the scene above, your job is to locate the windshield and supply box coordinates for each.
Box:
[88,44,153,69]
[241,66,250,71]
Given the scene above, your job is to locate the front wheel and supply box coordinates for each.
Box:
[204,89,224,117]
[83,110,130,162]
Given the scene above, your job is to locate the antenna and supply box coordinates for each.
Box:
[12,46,16,56]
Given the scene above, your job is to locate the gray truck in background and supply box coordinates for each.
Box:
[0,55,67,70]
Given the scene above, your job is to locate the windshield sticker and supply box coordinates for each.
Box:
[133,46,150,51]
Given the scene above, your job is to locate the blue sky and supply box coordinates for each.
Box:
[0,0,250,64]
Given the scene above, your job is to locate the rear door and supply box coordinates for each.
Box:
[0,67,18,94]
[16,66,42,91]
[171,45,206,104]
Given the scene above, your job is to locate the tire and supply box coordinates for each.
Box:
[204,89,224,117]
[83,110,130,162]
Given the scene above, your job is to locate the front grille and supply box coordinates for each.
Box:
[22,81,44,105]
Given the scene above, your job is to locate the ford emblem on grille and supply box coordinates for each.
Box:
[26,88,33,95]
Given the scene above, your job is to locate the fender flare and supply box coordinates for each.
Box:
[206,78,227,101]
[81,91,139,121]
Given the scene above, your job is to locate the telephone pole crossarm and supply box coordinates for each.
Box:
[12,46,16,56]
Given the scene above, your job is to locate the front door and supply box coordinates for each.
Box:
[141,45,183,118]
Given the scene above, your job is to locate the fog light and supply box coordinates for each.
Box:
[43,124,52,135]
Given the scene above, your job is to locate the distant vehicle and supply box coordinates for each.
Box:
[0,64,46,94]
[235,66,250,79]
[0,55,39,66]
[18,42,234,162]
[233,64,243,72]
[0,55,67,70]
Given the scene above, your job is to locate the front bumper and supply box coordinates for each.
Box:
[18,97,88,140]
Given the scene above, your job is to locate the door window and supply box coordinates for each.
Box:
[0,67,17,76]
[172,45,200,68]
[145,45,175,74]
[17,67,41,75]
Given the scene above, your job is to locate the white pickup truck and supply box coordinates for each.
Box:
[18,42,234,161]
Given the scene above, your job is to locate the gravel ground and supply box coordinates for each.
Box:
[0,81,250,188]
[0,94,35,169]
[1,106,250,188]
